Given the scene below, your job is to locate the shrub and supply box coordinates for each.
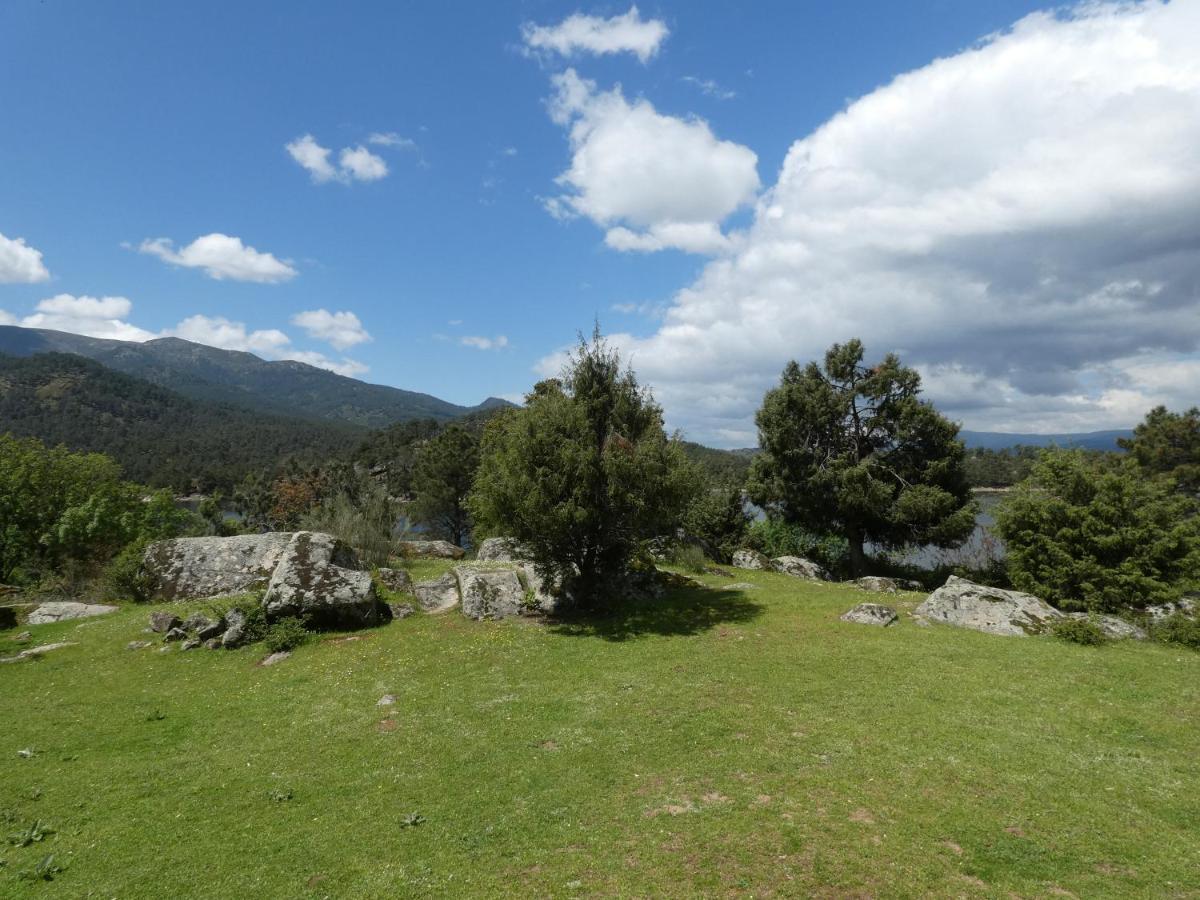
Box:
[1151,613,1200,650]
[263,617,309,653]
[230,598,268,644]
[1050,616,1110,646]
[995,451,1200,612]
[300,481,398,569]
[101,540,154,603]
[668,543,707,574]
[681,487,750,564]
[746,519,849,576]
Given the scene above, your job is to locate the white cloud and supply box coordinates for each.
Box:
[168,315,291,354]
[461,335,509,351]
[280,349,369,378]
[681,76,736,100]
[0,232,51,283]
[139,233,296,283]
[291,308,372,350]
[19,294,157,341]
[285,134,340,183]
[539,1,1200,444]
[367,132,416,149]
[338,145,388,182]
[546,69,759,255]
[522,6,668,63]
[0,310,16,325]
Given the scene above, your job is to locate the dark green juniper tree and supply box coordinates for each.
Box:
[409,425,480,547]
[1119,405,1200,496]
[469,328,696,608]
[747,339,975,576]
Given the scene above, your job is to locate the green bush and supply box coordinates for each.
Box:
[995,451,1200,613]
[263,617,309,653]
[230,598,268,644]
[1050,616,1110,646]
[300,481,397,569]
[101,539,154,603]
[1151,613,1200,650]
[746,519,849,576]
[668,543,707,574]
[681,487,750,564]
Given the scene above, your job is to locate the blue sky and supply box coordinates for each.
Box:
[2,1,1198,445]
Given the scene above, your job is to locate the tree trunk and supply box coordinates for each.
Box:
[847,528,866,578]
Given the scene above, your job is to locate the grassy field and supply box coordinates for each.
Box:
[1,564,1198,898]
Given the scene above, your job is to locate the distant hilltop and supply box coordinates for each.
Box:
[959,430,1132,451]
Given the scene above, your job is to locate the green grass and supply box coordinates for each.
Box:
[1,568,1198,897]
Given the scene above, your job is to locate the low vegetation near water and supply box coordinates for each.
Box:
[2,565,1198,897]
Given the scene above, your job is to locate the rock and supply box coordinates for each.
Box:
[15,631,31,642]
[413,573,460,612]
[726,582,759,590]
[27,602,118,625]
[914,576,1062,636]
[0,606,16,630]
[181,638,201,651]
[375,567,414,594]
[856,576,898,593]
[1065,613,1147,640]
[732,549,770,571]
[520,564,560,613]
[770,556,830,581]
[142,532,295,600]
[220,608,247,648]
[164,627,187,642]
[0,641,78,663]
[148,611,182,634]
[704,566,734,578]
[260,651,291,667]
[126,640,152,650]
[458,568,529,620]
[899,579,925,592]
[840,603,899,627]
[398,540,465,560]
[262,532,386,630]
[203,638,223,650]
[377,694,397,706]
[184,614,225,642]
[389,603,415,620]
[475,537,529,563]
[1144,597,1197,621]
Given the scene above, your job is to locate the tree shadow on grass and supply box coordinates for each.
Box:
[547,584,764,642]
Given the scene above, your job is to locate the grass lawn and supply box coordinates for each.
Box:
[1,565,1198,898]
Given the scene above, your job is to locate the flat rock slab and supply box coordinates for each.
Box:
[915,575,1062,636]
[841,603,899,627]
[414,573,461,612]
[27,602,118,625]
[475,537,530,563]
[143,532,295,600]
[259,651,291,667]
[0,641,78,663]
[770,556,830,581]
[856,576,898,594]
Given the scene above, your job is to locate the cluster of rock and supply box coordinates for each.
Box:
[148,608,248,650]
[410,538,559,620]
[397,540,466,560]
[732,549,829,580]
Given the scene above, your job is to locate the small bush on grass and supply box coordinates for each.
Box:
[101,539,153,603]
[1151,613,1200,650]
[746,519,849,576]
[264,617,309,653]
[229,598,268,643]
[668,543,707,574]
[1051,616,1110,646]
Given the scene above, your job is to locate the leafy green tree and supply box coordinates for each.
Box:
[469,329,696,607]
[409,425,480,547]
[682,487,750,564]
[747,339,975,576]
[995,450,1200,612]
[1119,406,1200,495]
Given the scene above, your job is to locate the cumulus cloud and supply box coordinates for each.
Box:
[287,133,392,183]
[461,335,509,351]
[0,232,51,283]
[539,1,1200,444]
[168,314,291,354]
[280,349,370,378]
[18,294,156,341]
[522,6,668,63]
[367,132,416,149]
[546,69,759,254]
[681,76,736,100]
[139,233,296,283]
[291,308,372,350]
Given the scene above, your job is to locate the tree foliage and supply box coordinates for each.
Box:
[409,425,480,546]
[469,329,696,606]
[681,487,751,564]
[1119,405,1200,495]
[747,339,975,575]
[995,450,1200,612]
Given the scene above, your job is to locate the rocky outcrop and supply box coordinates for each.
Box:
[1144,597,1196,621]
[1065,613,1147,640]
[398,540,465,560]
[27,602,118,625]
[770,556,829,581]
[148,611,182,634]
[413,573,461,612]
[262,532,387,630]
[375,567,414,594]
[458,569,529,620]
[732,549,770,571]
[1,641,77,663]
[475,537,529,563]
[142,532,294,600]
[856,576,898,593]
[840,603,899,627]
[915,576,1062,636]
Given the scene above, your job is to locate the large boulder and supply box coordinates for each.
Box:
[770,556,829,581]
[375,567,414,594]
[143,533,294,600]
[732,549,770,571]
[520,564,561,613]
[475,537,529,563]
[262,532,386,630]
[856,576,898,593]
[27,602,118,625]
[413,573,461,612]
[915,576,1062,636]
[398,540,465,560]
[458,568,529,620]
[840,603,899,627]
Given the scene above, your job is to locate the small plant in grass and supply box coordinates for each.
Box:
[268,787,294,803]
[8,819,54,847]
[264,617,309,653]
[17,854,65,882]
[400,812,426,828]
[1050,617,1110,646]
[1151,613,1200,650]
